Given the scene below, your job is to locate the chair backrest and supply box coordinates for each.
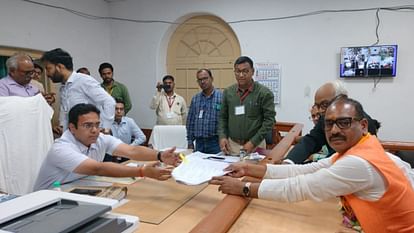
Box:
[148,125,187,150]
[0,95,54,195]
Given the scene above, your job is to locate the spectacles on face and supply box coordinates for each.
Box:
[196,77,209,83]
[81,122,101,130]
[324,117,362,131]
[313,100,330,111]
[234,69,251,76]
[19,69,34,77]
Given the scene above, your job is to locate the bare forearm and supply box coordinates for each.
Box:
[75,162,138,177]
[246,164,267,179]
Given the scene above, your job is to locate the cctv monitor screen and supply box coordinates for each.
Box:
[340,45,397,78]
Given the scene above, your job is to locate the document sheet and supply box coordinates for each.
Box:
[172,152,231,185]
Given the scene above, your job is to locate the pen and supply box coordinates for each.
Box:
[179,153,188,163]
[206,156,225,160]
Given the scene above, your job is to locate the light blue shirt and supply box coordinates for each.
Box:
[34,130,122,190]
[59,72,115,130]
[111,116,146,145]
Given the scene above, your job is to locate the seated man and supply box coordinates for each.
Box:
[34,103,178,190]
[285,81,380,164]
[210,96,414,233]
[105,98,147,162]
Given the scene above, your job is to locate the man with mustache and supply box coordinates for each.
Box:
[210,96,414,233]
[99,62,132,114]
[41,48,115,136]
[0,53,39,97]
[284,81,379,164]
[186,69,222,153]
[34,103,178,190]
[150,75,187,125]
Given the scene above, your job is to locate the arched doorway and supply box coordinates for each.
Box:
[167,15,241,103]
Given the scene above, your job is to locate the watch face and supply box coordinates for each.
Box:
[243,185,250,197]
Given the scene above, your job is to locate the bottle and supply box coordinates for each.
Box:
[52,181,62,191]
[239,149,247,162]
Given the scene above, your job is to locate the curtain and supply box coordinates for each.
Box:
[0,56,8,79]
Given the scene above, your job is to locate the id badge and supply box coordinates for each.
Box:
[235,105,245,115]
[166,112,174,119]
[198,110,204,119]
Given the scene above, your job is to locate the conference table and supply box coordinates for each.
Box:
[113,178,344,233]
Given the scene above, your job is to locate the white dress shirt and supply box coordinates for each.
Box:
[258,152,414,202]
[59,72,115,130]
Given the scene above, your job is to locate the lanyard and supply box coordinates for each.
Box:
[166,95,175,110]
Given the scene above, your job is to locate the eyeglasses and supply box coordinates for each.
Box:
[324,117,362,131]
[234,69,251,76]
[313,100,330,111]
[81,122,101,130]
[196,77,209,83]
[19,69,34,77]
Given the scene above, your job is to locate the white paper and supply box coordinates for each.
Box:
[172,152,231,185]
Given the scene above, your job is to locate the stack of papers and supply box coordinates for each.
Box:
[172,152,232,185]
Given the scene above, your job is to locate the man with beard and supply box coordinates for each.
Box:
[99,62,132,114]
[186,69,222,153]
[284,81,380,164]
[34,103,178,190]
[150,75,187,125]
[0,53,39,96]
[210,96,414,233]
[41,48,115,136]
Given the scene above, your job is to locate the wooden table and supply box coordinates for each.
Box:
[114,181,342,233]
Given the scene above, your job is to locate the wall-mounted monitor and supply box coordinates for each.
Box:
[340,45,397,78]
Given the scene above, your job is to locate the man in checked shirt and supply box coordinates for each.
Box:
[186,69,223,154]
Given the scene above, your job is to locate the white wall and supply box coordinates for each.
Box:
[0,0,111,79]
[108,0,414,141]
[1,0,413,141]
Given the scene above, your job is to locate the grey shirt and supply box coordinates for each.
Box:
[34,130,122,190]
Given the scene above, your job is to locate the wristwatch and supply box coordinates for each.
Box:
[243,182,251,197]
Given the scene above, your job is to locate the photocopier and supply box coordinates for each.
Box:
[0,190,139,233]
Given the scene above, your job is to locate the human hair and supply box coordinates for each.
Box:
[115,98,125,106]
[234,56,254,69]
[162,75,174,82]
[68,103,100,128]
[6,53,32,73]
[196,68,212,77]
[330,96,364,120]
[76,67,90,75]
[33,62,43,72]
[41,48,73,70]
[328,80,348,96]
[98,62,113,75]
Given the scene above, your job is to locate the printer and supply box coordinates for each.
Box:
[0,190,139,233]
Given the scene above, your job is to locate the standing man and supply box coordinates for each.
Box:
[41,48,115,135]
[31,61,45,93]
[99,62,132,114]
[218,56,276,155]
[150,75,187,125]
[186,69,223,154]
[0,53,39,97]
[34,103,178,190]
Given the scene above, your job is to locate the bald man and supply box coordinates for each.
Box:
[0,53,39,96]
[284,81,379,164]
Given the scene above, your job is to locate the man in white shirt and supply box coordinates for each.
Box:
[150,75,187,125]
[41,48,115,135]
[34,103,178,190]
[210,96,414,232]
